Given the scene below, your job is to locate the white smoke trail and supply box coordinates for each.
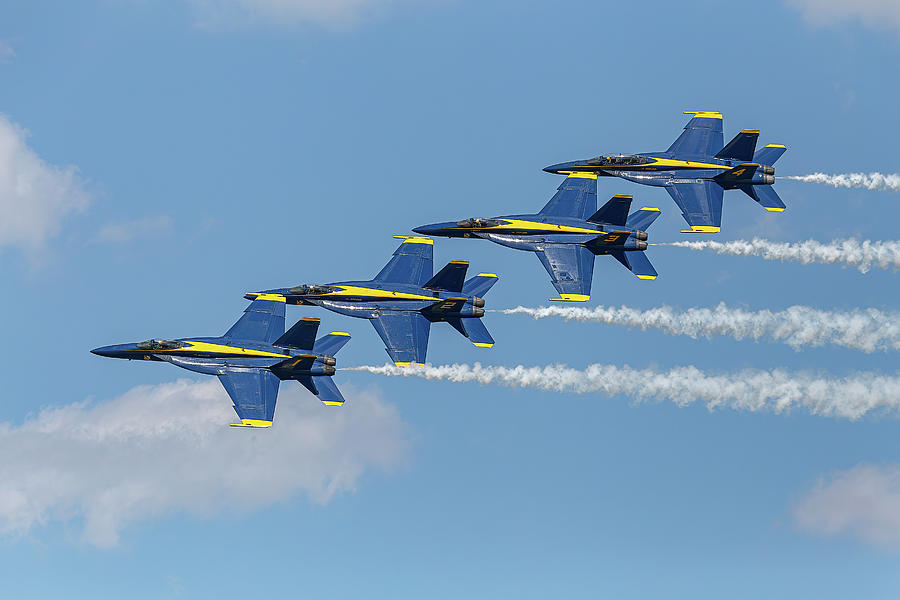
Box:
[782,172,900,192]
[662,238,900,273]
[496,304,900,353]
[346,363,900,421]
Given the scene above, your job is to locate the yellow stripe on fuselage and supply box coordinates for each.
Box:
[158,341,291,359]
[474,219,604,235]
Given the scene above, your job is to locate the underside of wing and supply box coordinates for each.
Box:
[535,244,595,302]
[370,312,431,366]
[665,181,725,233]
[373,237,434,286]
[219,368,281,427]
[666,112,724,158]
[539,174,598,221]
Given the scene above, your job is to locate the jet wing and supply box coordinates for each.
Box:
[538,175,598,221]
[224,299,286,344]
[666,112,724,158]
[535,244,595,301]
[372,237,434,286]
[665,181,724,232]
[218,368,281,427]
[370,312,431,366]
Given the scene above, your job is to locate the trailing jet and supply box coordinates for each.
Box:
[91,298,351,428]
[245,236,498,367]
[543,111,787,233]
[413,174,660,302]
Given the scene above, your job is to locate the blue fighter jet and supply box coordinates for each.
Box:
[544,111,787,233]
[245,236,498,367]
[91,298,351,427]
[413,174,661,302]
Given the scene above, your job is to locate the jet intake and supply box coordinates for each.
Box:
[634,230,649,241]
[473,296,486,308]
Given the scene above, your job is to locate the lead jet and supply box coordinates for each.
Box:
[413,174,660,302]
[543,111,787,233]
[91,298,351,428]
[245,236,498,367]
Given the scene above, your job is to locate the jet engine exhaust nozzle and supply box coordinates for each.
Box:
[635,240,648,251]
[634,230,649,241]
[322,365,336,376]
[763,174,775,185]
[473,307,485,318]
[761,165,775,176]
[322,356,337,366]
[473,297,486,308]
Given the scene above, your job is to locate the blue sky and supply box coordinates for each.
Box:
[1,0,899,597]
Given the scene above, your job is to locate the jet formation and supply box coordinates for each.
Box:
[93,110,788,425]
[92,299,350,427]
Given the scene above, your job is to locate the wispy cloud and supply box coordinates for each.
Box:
[794,464,900,545]
[188,0,431,29]
[0,379,409,547]
[93,215,174,245]
[0,40,14,64]
[0,114,90,255]
[787,0,900,35]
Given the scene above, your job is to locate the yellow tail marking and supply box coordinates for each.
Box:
[764,207,786,212]
[449,260,469,265]
[765,144,786,149]
[476,273,498,278]
[636,275,657,280]
[612,194,633,199]
[639,207,661,212]
[299,317,320,322]
[328,331,351,336]
[740,129,760,134]
[321,401,344,406]
[473,342,494,348]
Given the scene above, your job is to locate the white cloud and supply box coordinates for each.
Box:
[787,0,900,34]
[794,464,900,545]
[188,0,428,29]
[0,41,13,64]
[0,115,90,254]
[93,215,174,244]
[0,379,409,547]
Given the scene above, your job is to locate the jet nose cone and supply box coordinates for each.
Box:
[413,223,444,236]
[91,345,115,357]
[91,344,131,358]
[544,162,568,174]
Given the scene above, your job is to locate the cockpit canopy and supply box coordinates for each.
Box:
[456,218,505,229]
[586,154,647,166]
[288,284,336,296]
[136,339,186,351]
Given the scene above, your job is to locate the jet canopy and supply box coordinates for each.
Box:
[136,339,186,351]
[456,218,505,228]
[587,154,647,166]
[288,284,336,296]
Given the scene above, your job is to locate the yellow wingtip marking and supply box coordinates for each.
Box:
[230,419,273,428]
[476,273,498,278]
[766,144,786,149]
[393,235,433,245]
[639,207,661,212]
[321,401,344,406]
[328,331,351,336]
[636,275,657,280]
[549,294,590,302]
[680,226,721,233]
[683,110,723,119]
[393,362,425,367]
[473,342,494,348]
[764,207,786,212]
[248,293,286,302]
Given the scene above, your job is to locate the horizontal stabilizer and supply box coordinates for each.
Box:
[308,376,346,406]
[587,194,632,226]
[447,317,494,348]
[610,250,658,280]
[313,331,351,356]
[753,144,787,166]
[424,260,469,292]
[715,130,759,162]
[274,317,320,350]
[739,185,786,212]
[713,162,760,184]
[625,206,661,230]
[461,273,499,297]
